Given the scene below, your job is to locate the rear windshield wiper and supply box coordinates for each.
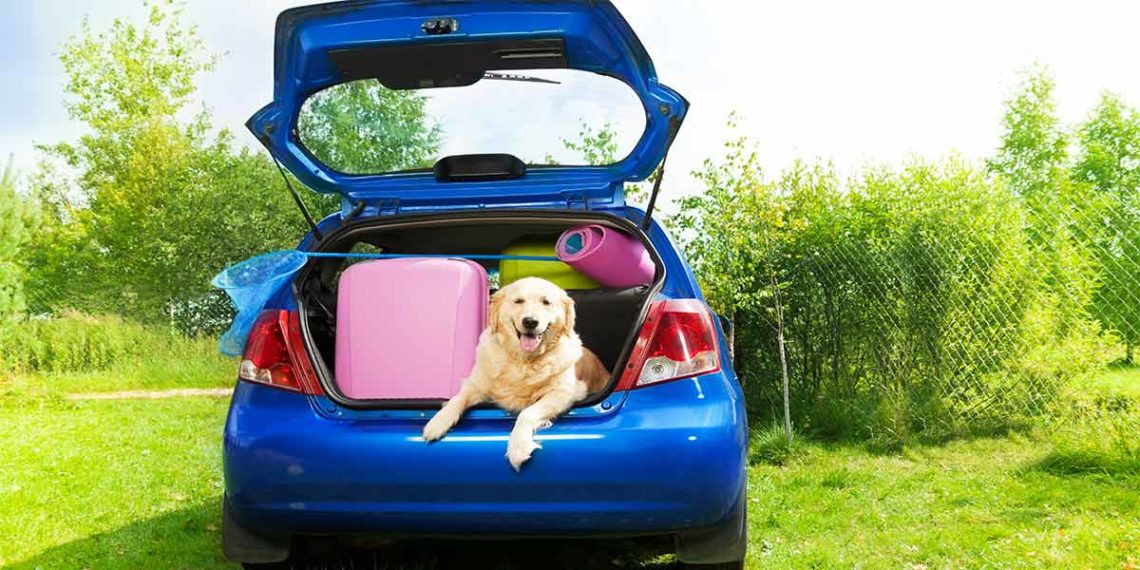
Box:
[482,72,560,85]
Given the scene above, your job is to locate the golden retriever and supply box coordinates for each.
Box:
[422,277,609,469]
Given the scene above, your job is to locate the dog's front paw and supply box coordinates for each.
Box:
[422,414,452,442]
[506,434,541,471]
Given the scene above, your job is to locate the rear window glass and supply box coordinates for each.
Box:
[296,69,646,175]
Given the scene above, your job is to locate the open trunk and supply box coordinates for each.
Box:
[294,211,662,409]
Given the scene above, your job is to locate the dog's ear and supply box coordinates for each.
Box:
[489,288,505,335]
[561,293,576,336]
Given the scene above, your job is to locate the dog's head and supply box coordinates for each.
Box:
[489,277,576,357]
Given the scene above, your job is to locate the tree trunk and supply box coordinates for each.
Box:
[771,275,792,444]
[777,315,792,443]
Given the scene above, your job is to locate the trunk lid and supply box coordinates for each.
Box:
[248,0,687,211]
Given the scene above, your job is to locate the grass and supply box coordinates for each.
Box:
[1042,363,1140,479]
[0,348,233,399]
[0,364,1138,568]
[1080,361,1140,400]
[0,314,234,400]
[749,423,805,466]
[0,397,230,569]
[747,436,1140,568]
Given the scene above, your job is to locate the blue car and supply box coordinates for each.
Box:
[223,1,748,568]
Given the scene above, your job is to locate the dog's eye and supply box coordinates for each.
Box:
[513,298,524,305]
[541,298,551,306]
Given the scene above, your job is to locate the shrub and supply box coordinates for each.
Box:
[673,150,1110,444]
[0,312,211,374]
[749,423,805,466]
[1038,370,1140,475]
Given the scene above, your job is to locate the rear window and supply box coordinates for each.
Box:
[296,69,646,175]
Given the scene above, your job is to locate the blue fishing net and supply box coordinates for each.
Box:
[212,250,309,356]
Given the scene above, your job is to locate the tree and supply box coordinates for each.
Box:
[557,122,651,203]
[0,157,36,323]
[1074,93,1140,198]
[562,121,621,167]
[987,67,1070,202]
[987,67,1100,338]
[671,118,798,437]
[26,2,444,332]
[27,1,311,327]
[298,80,441,174]
[1074,93,1140,361]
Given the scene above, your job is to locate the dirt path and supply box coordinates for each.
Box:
[65,388,233,401]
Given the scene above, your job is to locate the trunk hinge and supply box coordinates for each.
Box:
[340,200,366,225]
[641,114,684,231]
[376,197,401,216]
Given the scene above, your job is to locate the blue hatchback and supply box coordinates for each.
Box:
[222,1,747,568]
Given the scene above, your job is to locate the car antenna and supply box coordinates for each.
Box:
[641,115,683,231]
[271,154,323,242]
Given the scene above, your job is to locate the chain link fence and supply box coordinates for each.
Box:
[9,159,1138,441]
[677,156,1137,444]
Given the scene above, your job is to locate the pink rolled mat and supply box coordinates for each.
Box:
[555,225,654,289]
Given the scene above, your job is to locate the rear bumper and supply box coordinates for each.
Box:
[223,374,747,537]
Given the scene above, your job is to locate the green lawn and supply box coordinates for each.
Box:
[0,397,231,569]
[1,368,1137,569]
[1080,362,1140,400]
[748,437,1139,568]
[0,347,233,401]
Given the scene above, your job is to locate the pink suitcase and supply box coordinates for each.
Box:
[334,258,488,400]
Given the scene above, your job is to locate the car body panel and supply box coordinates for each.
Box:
[226,1,745,553]
[224,369,745,536]
[224,211,746,540]
[247,0,687,209]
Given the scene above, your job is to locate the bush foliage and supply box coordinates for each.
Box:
[672,70,1139,441]
[0,312,199,374]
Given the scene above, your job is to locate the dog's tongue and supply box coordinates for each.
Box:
[520,334,540,352]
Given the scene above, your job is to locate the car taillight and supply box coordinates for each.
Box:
[239,310,324,395]
[615,299,722,390]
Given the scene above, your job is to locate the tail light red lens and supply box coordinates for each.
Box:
[240,310,324,395]
[616,299,722,390]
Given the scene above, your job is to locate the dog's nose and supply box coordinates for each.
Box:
[521,317,539,330]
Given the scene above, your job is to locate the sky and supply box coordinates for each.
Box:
[2,0,1140,204]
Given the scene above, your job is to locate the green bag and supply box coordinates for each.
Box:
[499,239,600,290]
